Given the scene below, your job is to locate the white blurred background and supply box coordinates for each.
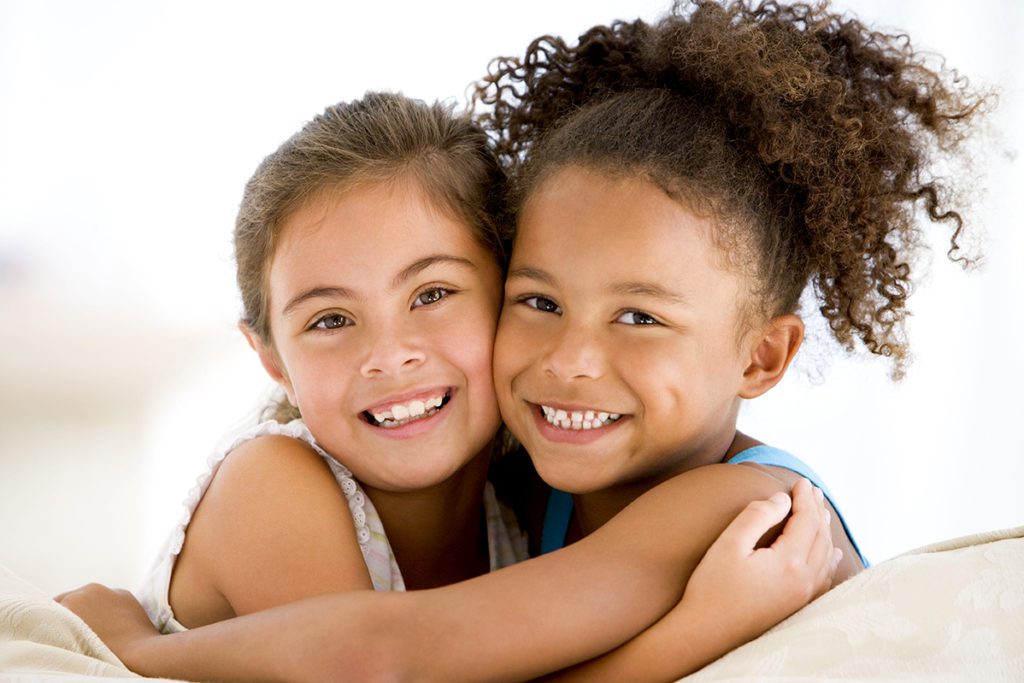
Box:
[1,0,1021,595]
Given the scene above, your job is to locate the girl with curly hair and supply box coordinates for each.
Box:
[478,0,981,584]
[59,1,983,679]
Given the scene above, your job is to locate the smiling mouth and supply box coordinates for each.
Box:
[363,391,452,429]
[539,404,622,431]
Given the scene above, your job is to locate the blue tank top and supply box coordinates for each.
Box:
[539,445,867,566]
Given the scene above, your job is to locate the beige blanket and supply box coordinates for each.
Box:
[682,525,1024,682]
[2,526,1022,681]
[0,565,185,682]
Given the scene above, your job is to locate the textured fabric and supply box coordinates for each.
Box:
[483,482,530,571]
[137,419,527,633]
[679,525,1024,682]
[0,565,187,681]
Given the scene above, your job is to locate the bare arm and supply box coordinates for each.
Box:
[63,464,814,682]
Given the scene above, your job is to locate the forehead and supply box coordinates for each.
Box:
[268,179,492,300]
[279,179,471,252]
[515,167,731,286]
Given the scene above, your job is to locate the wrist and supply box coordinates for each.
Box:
[116,632,164,677]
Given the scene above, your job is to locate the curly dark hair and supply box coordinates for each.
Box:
[475,0,986,377]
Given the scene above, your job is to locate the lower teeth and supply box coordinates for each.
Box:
[548,420,615,431]
[379,407,439,429]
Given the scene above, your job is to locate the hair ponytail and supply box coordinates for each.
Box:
[476,0,987,376]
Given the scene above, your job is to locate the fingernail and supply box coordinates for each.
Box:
[832,547,843,568]
[824,509,832,527]
[769,491,789,505]
[815,487,825,503]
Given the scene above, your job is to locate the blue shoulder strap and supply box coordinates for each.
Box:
[540,489,574,554]
[727,445,868,566]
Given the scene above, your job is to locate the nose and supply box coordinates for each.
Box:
[541,318,605,382]
[359,322,427,378]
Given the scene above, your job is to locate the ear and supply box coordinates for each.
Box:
[238,321,297,406]
[738,314,804,399]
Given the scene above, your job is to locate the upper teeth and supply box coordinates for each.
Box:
[541,405,621,431]
[372,395,445,424]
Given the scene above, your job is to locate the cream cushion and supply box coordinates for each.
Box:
[681,526,1024,682]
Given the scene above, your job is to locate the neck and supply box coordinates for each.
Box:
[571,429,756,538]
[363,447,492,589]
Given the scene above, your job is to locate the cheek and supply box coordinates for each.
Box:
[617,338,695,411]
[433,300,499,391]
[627,338,743,418]
[287,348,353,408]
[492,310,532,395]
[449,306,504,435]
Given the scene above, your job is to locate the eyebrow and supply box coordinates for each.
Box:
[392,254,476,289]
[281,254,477,317]
[610,281,690,306]
[282,285,359,317]
[506,266,556,286]
[508,267,688,306]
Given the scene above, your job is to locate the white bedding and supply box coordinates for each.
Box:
[0,564,184,682]
[2,526,1022,682]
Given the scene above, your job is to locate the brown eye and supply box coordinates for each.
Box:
[522,296,561,314]
[311,313,352,330]
[413,287,451,308]
[616,310,658,325]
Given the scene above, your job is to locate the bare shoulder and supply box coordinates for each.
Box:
[215,434,342,490]
[170,434,373,627]
[197,434,362,528]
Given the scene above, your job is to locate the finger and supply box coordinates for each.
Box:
[718,490,792,552]
[771,478,821,556]
[810,546,842,599]
[54,583,93,604]
[804,504,834,570]
[810,508,843,592]
[822,548,843,592]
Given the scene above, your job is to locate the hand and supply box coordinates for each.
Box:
[55,583,161,668]
[681,478,840,645]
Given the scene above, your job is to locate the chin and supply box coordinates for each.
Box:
[367,469,457,493]
[529,458,602,495]
[407,447,493,491]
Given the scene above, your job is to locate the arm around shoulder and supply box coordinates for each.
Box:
[546,475,840,681]
[99,461,803,683]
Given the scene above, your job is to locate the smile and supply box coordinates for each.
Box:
[363,391,452,429]
[540,404,622,431]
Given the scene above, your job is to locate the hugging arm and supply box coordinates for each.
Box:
[541,478,838,681]
[60,466,832,683]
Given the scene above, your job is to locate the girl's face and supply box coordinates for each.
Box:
[258,177,504,492]
[494,166,759,494]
